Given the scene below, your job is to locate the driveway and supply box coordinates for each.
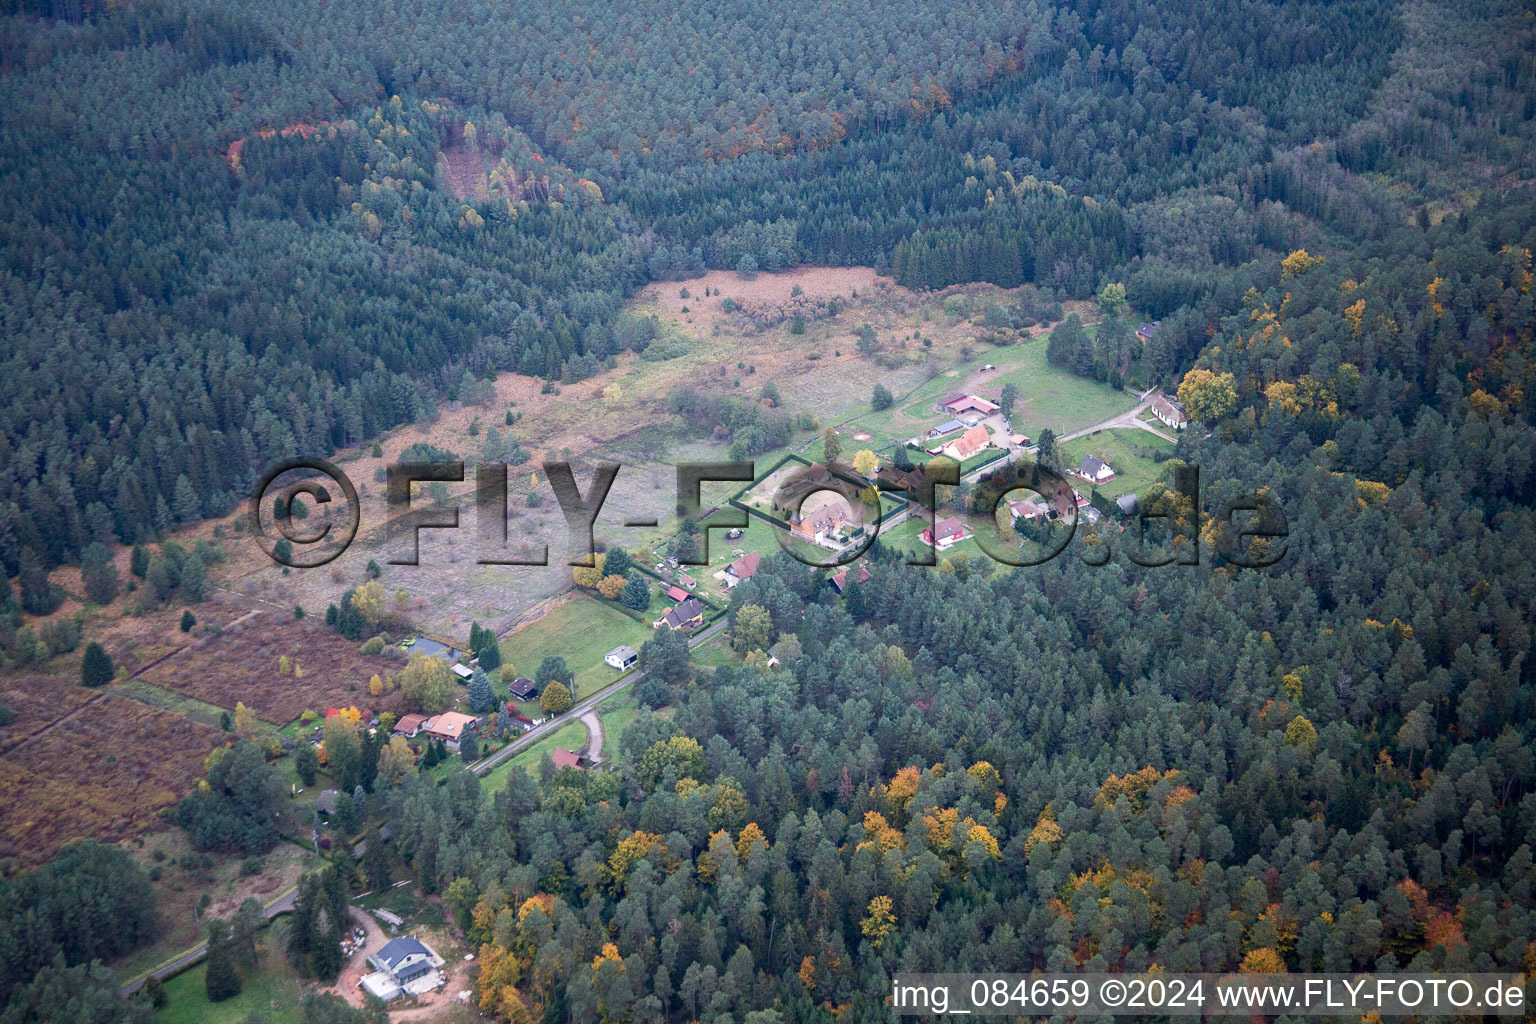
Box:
[1054,387,1176,445]
[580,709,605,763]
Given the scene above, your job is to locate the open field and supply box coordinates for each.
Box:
[136,611,410,724]
[498,593,654,699]
[1060,428,1176,499]
[0,672,100,753]
[0,686,225,864]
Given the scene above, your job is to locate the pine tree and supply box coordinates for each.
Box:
[80,542,118,605]
[81,641,114,687]
[204,921,243,1002]
[18,547,61,616]
[467,667,497,713]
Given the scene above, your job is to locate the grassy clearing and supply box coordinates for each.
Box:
[965,337,1128,437]
[689,631,741,670]
[114,680,239,730]
[1059,429,1175,499]
[498,593,654,699]
[155,938,304,1024]
[480,720,589,792]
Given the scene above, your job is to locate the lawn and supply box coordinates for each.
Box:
[156,938,305,1024]
[966,336,1128,437]
[1059,428,1175,499]
[498,593,654,700]
[597,690,643,755]
[596,689,677,762]
[480,719,589,792]
[803,332,1131,466]
[689,631,740,670]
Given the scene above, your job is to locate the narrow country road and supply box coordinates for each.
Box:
[120,884,299,996]
[469,618,726,777]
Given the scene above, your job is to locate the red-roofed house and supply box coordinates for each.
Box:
[552,749,588,770]
[724,551,760,587]
[393,713,428,738]
[789,506,849,548]
[920,517,969,551]
[829,563,872,593]
[666,585,689,602]
[940,393,999,416]
[943,425,993,462]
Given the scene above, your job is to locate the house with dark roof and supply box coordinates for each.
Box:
[604,644,638,671]
[508,677,538,701]
[655,596,705,631]
[315,789,340,815]
[1074,454,1115,484]
[1116,494,1143,517]
[927,418,966,439]
[1136,321,1161,342]
[1150,392,1188,429]
[360,936,444,1000]
[877,465,925,493]
[369,938,436,984]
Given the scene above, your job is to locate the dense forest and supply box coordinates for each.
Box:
[322,202,1535,1022]
[3,0,1532,572]
[2,0,1536,1020]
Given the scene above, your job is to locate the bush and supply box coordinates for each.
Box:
[872,384,894,410]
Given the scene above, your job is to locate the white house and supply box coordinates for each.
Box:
[604,645,638,671]
[360,937,443,1001]
[1074,455,1115,484]
[1151,393,1188,429]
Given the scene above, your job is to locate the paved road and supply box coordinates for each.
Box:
[1054,387,1176,445]
[468,618,727,777]
[120,884,300,996]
